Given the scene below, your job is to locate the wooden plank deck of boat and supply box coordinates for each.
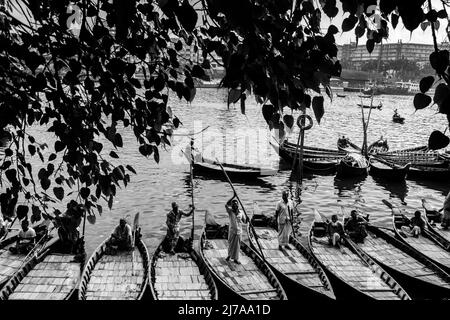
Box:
[153,253,213,300]
[8,254,80,300]
[0,246,27,286]
[359,231,450,289]
[397,232,450,270]
[84,249,144,300]
[202,239,280,300]
[311,237,403,300]
[253,227,331,295]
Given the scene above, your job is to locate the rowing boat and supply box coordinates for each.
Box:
[407,166,450,180]
[247,214,335,300]
[393,115,405,124]
[187,149,277,179]
[0,219,51,289]
[387,201,450,274]
[357,103,382,109]
[150,241,218,300]
[273,140,345,159]
[0,231,84,300]
[271,141,339,174]
[353,224,450,299]
[78,228,150,300]
[422,199,450,246]
[308,215,411,300]
[369,158,409,181]
[336,153,369,178]
[198,223,287,300]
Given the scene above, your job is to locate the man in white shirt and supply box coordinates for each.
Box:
[275,191,293,250]
[15,219,36,253]
[225,194,247,264]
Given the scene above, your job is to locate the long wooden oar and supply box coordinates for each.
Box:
[189,139,195,241]
[131,212,140,275]
[215,159,265,260]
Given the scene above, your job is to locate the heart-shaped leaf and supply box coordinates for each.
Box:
[419,76,434,93]
[413,93,432,110]
[428,130,450,150]
[283,115,294,129]
[228,88,241,106]
[53,187,64,201]
[87,214,96,225]
[262,104,275,124]
[312,96,324,124]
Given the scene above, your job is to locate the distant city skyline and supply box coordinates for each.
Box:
[328,0,449,45]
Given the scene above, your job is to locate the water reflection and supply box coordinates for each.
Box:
[372,176,409,204]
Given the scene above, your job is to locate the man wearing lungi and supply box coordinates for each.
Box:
[225,194,247,264]
[275,191,293,250]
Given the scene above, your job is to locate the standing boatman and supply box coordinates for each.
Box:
[225,193,248,264]
[275,190,294,250]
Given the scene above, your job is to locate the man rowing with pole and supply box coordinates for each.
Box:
[275,190,294,251]
[225,193,248,264]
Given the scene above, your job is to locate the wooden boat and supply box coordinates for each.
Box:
[0,219,51,289]
[150,241,218,300]
[357,102,382,109]
[393,115,405,124]
[308,215,411,300]
[276,140,345,159]
[336,94,346,98]
[186,149,277,179]
[0,232,84,300]
[369,157,409,181]
[358,95,372,99]
[352,224,450,299]
[386,201,450,274]
[336,153,369,178]
[422,199,450,246]
[78,223,150,300]
[247,214,335,300]
[407,166,450,181]
[198,223,287,300]
[272,141,340,174]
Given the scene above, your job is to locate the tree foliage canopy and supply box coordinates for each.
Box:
[0,0,449,221]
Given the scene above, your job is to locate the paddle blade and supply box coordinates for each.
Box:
[314,209,323,222]
[133,212,140,230]
[205,210,219,226]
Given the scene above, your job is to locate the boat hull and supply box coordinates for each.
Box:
[369,160,409,181]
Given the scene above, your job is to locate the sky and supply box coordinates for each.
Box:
[328,0,449,45]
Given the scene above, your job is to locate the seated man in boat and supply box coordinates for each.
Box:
[106,218,133,252]
[225,194,248,264]
[394,109,399,117]
[165,202,194,255]
[401,211,425,237]
[55,201,83,253]
[275,190,293,251]
[11,219,36,254]
[344,210,368,243]
[327,214,345,250]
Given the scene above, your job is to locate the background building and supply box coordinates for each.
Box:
[337,41,448,70]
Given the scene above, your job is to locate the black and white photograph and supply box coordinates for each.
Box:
[0,0,450,314]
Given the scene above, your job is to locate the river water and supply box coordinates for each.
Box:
[2,88,450,255]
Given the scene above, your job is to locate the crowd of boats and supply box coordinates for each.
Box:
[1,193,449,300]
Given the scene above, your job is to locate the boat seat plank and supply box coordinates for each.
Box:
[203,239,279,300]
[359,233,450,289]
[311,236,404,300]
